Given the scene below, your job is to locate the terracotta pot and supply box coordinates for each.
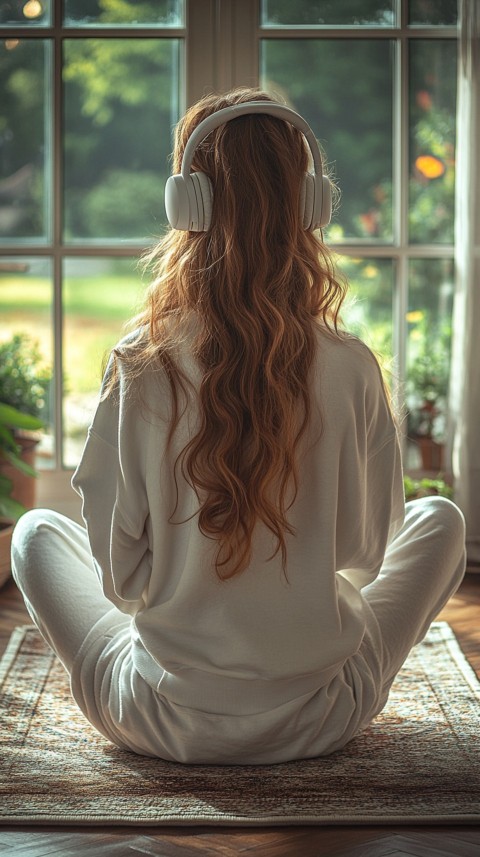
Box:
[0,434,39,585]
[0,435,39,509]
[417,437,445,471]
[0,520,14,589]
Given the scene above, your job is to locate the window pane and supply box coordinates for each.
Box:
[0,257,54,467]
[261,0,395,27]
[0,0,51,26]
[64,0,184,27]
[409,40,457,245]
[261,40,393,241]
[63,257,144,467]
[339,256,394,360]
[63,38,181,242]
[406,258,454,469]
[0,39,49,241]
[409,0,457,26]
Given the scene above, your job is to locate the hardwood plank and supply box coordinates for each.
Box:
[441,830,480,843]
[228,828,394,857]
[413,830,480,850]
[0,832,90,856]
[336,842,408,857]
[1,828,480,857]
[0,832,161,857]
[389,833,480,857]
[329,831,480,857]
[384,852,422,857]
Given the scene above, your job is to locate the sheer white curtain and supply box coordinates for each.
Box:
[449,0,480,564]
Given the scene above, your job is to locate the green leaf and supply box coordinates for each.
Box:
[0,473,13,495]
[0,423,19,453]
[3,449,38,478]
[0,403,44,431]
[0,495,25,521]
[0,472,13,495]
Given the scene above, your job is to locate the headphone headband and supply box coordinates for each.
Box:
[181,101,323,178]
[165,99,332,232]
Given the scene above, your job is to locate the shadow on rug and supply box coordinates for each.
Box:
[0,622,479,826]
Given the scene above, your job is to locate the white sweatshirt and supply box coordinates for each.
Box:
[72,324,405,716]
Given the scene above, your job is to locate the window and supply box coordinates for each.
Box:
[0,0,183,467]
[0,0,458,476]
[259,1,458,469]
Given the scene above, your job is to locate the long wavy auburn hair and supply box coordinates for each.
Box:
[109,87,347,579]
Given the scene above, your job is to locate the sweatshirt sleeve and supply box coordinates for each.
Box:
[71,356,151,616]
[336,343,406,591]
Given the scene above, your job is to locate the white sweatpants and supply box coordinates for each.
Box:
[11,496,466,763]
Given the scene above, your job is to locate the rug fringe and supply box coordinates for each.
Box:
[1,811,480,827]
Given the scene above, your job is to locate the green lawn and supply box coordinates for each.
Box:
[1,268,395,396]
[1,273,145,394]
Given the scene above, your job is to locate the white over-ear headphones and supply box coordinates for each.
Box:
[165,101,332,232]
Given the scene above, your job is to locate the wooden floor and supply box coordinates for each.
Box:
[1,571,479,857]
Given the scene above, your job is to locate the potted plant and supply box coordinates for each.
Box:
[0,333,51,587]
[403,474,453,502]
[0,403,44,587]
[407,321,450,471]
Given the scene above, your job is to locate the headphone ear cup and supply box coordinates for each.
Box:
[165,172,213,231]
[300,173,315,230]
[300,173,333,231]
[191,172,213,231]
[165,174,189,230]
[313,175,332,229]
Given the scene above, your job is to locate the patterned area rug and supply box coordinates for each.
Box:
[0,622,479,827]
